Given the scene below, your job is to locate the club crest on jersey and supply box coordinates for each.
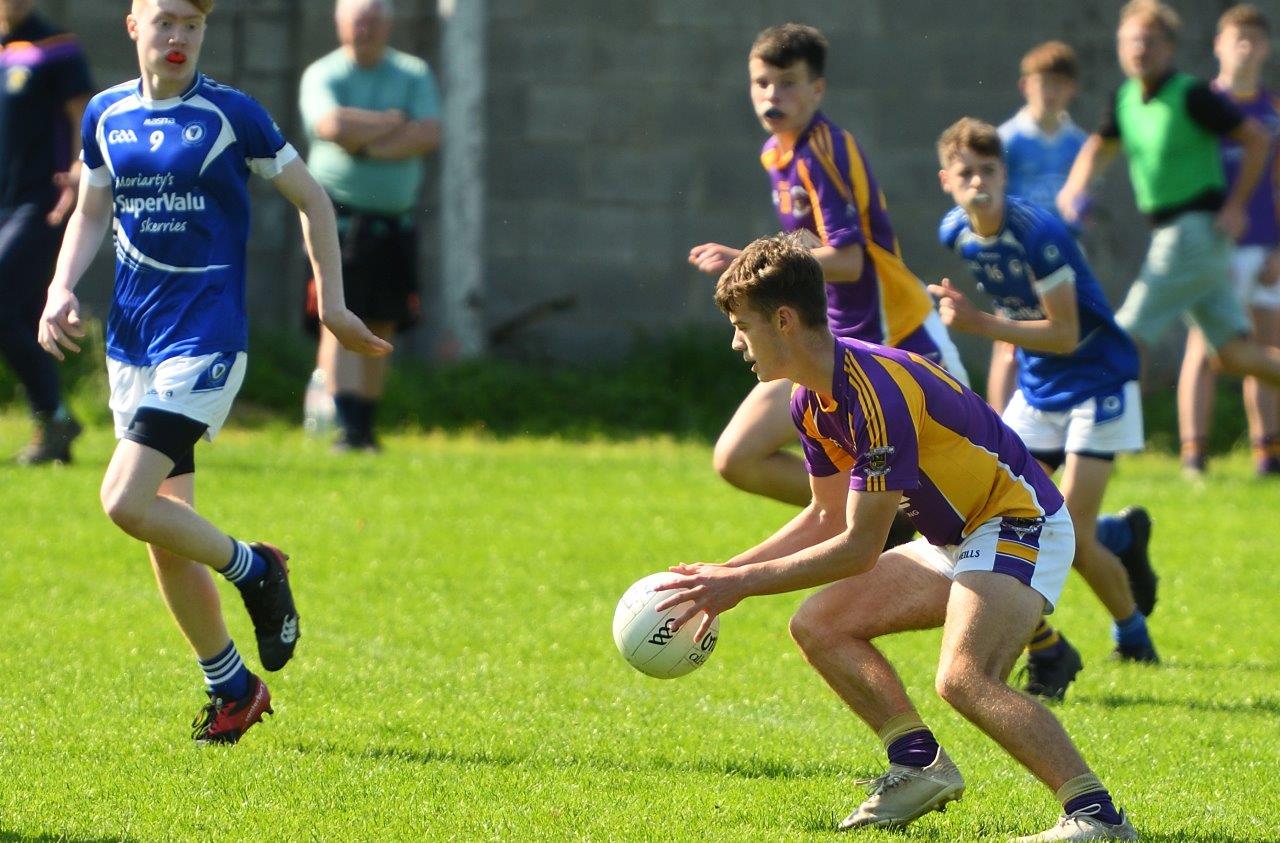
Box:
[182,122,206,145]
[864,445,895,478]
[108,129,139,145]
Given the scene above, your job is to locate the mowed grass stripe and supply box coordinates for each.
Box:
[1,413,1277,841]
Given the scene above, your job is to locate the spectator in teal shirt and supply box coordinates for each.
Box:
[300,0,440,452]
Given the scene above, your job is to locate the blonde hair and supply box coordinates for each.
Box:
[1118,0,1181,42]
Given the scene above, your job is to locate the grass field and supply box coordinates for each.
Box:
[2,411,1279,841]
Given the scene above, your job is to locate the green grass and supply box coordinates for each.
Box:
[1,412,1278,841]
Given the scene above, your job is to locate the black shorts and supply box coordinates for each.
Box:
[304,204,420,334]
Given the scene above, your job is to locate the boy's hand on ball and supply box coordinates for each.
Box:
[654,563,744,641]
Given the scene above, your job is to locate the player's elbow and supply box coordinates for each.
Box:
[1051,328,1080,354]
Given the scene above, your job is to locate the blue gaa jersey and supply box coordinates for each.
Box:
[81,74,297,366]
[938,196,1139,411]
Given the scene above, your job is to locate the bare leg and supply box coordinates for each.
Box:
[1245,303,1280,447]
[1177,327,1215,461]
[1215,335,1280,388]
[713,379,810,506]
[1058,454,1136,621]
[935,571,1092,791]
[146,472,232,660]
[789,547,951,731]
[100,440,237,569]
[321,320,396,400]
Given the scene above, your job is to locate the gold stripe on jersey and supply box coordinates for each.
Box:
[870,354,1050,530]
[996,539,1039,564]
[809,123,854,205]
[906,350,965,394]
[801,403,855,473]
[843,350,893,492]
[795,159,831,245]
[841,133,934,347]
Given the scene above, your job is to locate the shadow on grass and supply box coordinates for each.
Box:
[0,832,140,843]
[296,739,848,782]
[1078,691,1280,716]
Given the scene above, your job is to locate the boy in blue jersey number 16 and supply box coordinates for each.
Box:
[933,118,1160,702]
[37,0,391,745]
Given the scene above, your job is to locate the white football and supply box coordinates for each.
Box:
[612,572,719,678]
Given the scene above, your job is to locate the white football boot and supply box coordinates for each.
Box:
[838,747,965,831]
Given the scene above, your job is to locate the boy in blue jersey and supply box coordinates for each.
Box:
[656,235,1137,841]
[37,0,391,745]
[933,119,1159,700]
[988,41,1089,415]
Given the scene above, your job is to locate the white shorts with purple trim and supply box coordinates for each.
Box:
[903,506,1075,612]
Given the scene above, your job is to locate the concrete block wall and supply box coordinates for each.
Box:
[38,1,1276,379]
[484,0,1270,378]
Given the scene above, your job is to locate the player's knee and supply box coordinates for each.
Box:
[789,601,839,655]
[711,436,754,486]
[100,485,147,535]
[934,663,984,713]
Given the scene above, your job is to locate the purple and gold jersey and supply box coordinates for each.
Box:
[1213,82,1280,248]
[762,112,932,344]
[791,337,1064,547]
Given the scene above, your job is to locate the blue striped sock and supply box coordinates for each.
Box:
[198,640,250,700]
[219,539,267,585]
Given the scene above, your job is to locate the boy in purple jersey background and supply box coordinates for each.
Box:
[38,0,390,746]
[688,22,964,511]
[656,235,1137,841]
[1177,4,1280,477]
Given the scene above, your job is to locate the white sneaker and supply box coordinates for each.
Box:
[838,747,965,830]
[1013,806,1139,841]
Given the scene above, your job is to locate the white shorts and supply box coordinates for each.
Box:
[922,309,971,387]
[903,506,1075,612]
[1002,381,1143,456]
[107,352,247,441]
[1231,245,1280,311]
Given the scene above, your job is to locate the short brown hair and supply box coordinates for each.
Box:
[1119,1,1181,42]
[714,234,828,329]
[936,117,1003,167]
[750,23,828,79]
[1020,40,1078,80]
[1219,3,1270,35]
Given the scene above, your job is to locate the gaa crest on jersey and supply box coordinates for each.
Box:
[182,122,206,146]
[864,445,895,478]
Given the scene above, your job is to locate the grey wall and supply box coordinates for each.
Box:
[44,1,1276,378]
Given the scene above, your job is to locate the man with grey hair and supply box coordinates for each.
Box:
[301,0,441,451]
